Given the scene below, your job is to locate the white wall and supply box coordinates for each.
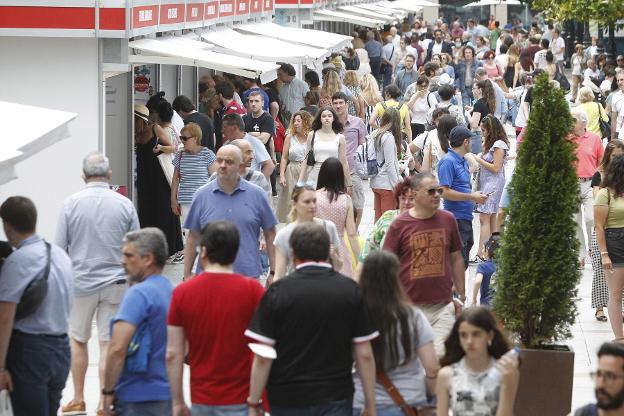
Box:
[0,37,100,240]
[105,72,131,189]
[160,64,178,100]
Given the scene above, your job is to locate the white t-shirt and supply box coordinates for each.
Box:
[495,53,509,71]
[612,91,624,135]
[551,36,565,62]
[534,50,547,69]
[408,92,438,124]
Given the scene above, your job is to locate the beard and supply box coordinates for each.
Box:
[596,387,624,410]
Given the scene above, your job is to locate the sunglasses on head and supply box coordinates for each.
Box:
[425,187,444,196]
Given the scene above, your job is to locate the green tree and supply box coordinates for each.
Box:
[529,0,624,31]
[493,73,581,348]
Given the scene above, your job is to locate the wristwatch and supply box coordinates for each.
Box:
[102,388,115,396]
[246,397,263,408]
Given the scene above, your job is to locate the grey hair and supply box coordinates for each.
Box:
[408,172,437,190]
[123,227,168,268]
[83,152,110,178]
[571,107,588,125]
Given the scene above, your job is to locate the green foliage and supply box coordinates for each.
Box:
[529,0,624,28]
[492,73,581,348]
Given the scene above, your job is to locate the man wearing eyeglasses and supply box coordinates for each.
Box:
[573,342,624,415]
[383,172,466,357]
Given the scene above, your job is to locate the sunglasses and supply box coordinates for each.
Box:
[180,135,192,141]
[425,187,444,196]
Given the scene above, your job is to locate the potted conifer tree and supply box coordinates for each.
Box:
[492,73,581,415]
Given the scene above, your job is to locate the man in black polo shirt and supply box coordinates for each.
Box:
[172,95,216,152]
[243,91,277,196]
[245,223,378,416]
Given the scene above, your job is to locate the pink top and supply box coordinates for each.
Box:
[484,63,501,79]
[573,131,604,178]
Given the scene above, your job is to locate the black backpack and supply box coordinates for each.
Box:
[15,241,51,320]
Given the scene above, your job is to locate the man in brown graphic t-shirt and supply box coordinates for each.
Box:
[383,172,465,357]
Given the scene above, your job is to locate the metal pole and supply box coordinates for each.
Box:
[606,22,617,66]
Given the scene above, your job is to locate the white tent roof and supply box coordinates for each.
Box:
[128,37,279,83]
[377,0,437,10]
[313,9,386,28]
[464,0,520,6]
[355,3,409,17]
[1,101,76,185]
[201,27,329,68]
[234,22,352,52]
[338,6,397,23]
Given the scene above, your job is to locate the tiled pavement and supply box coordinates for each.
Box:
[60,127,611,415]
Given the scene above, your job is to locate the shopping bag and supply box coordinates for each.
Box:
[0,390,14,416]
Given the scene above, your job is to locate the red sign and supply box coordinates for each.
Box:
[263,0,274,11]
[236,0,249,15]
[186,3,204,21]
[219,0,235,17]
[0,6,95,29]
[205,1,219,19]
[250,0,262,14]
[160,3,185,24]
[132,5,158,29]
[100,8,125,30]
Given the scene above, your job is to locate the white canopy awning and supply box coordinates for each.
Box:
[338,6,397,23]
[464,0,520,6]
[355,3,409,18]
[377,0,437,10]
[234,22,352,52]
[128,37,279,84]
[200,28,328,68]
[313,9,386,28]
[1,101,76,185]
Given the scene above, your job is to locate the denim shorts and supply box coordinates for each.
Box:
[606,227,624,266]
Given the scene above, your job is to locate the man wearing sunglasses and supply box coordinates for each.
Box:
[573,342,624,415]
[438,126,488,270]
[383,173,466,357]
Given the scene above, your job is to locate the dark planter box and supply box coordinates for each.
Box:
[514,345,575,416]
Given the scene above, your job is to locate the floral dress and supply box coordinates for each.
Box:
[476,140,509,214]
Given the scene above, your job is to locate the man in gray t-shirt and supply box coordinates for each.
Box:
[277,63,309,125]
[56,152,139,415]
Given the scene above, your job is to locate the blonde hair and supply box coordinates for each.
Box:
[578,86,595,104]
[343,70,360,87]
[360,73,382,105]
[321,71,342,99]
[286,111,313,137]
[287,185,316,223]
[181,122,202,146]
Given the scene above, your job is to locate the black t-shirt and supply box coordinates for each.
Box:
[472,98,491,125]
[524,88,533,106]
[243,112,275,152]
[591,171,602,188]
[185,112,215,152]
[246,266,378,407]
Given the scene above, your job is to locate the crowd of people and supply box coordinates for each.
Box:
[2,12,624,416]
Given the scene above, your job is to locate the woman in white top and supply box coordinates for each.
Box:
[277,111,313,222]
[360,74,384,133]
[370,107,402,221]
[273,185,341,281]
[571,44,587,103]
[407,75,438,139]
[355,47,372,77]
[298,107,351,189]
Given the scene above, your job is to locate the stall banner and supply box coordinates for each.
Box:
[205,0,219,19]
[219,0,235,17]
[236,0,250,15]
[186,3,204,22]
[263,0,274,12]
[160,3,186,25]
[250,0,262,14]
[132,5,158,28]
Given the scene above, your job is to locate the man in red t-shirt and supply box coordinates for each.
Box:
[167,221,264,415]
[214,82,247,150]
[383,172,465,357]
[571,107,604,267]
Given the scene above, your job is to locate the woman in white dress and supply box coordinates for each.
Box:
[298,107,351,190]
[356,47,372,77]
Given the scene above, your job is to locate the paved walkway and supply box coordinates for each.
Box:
[59,127,610,415]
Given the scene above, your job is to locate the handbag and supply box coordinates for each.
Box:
[0,390,13,416]
[554,66,571,92]
[154,135,174,186]
[125,320,152,373]
[377,371,436,416]
[597,102,611,139]
[306,131,316,166]
[15,241,51,321]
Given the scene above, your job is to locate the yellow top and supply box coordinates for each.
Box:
[595,188,624,228]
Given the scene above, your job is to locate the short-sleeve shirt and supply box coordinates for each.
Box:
[243,112,276,153]
[223,100,247,117]
[477,260,496,307]
[184,112,216,152]
[438,149,474,221]
[244,133,271,173]
[471,98,491,125]
[343,115,367,174]
[595,188,624,229]
[374,100,410,130]
[274,220,341,274]
[245,265,378,407]
[572,131,604,178]
[173,148,216,204]
[279,78,309,115]
[168,272,264,405]
[353,306,434,407]
[611,91,624,134]
[112,275,173,402]
[0,235,74,335]
[184,179,277,277]
[382,210,463,305]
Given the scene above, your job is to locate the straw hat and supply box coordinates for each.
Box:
[134,104,149,122]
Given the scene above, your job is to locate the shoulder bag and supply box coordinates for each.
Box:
[306,131,317,166]
[154,131,174,186]
[554,65,571,92]
[597,102,611,140]
[126,319,152,374]
[15,241,51,320]
[377,371,435,416]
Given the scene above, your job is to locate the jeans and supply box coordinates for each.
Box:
[7,330,70,416]
[271,399,352,416]
[471,130,482,154]
[382,64,394,90]
[114,399,172,416]
[370,56,382,84]
[461,86,474,107]
[456,219,474,269]
[191,403,248,415]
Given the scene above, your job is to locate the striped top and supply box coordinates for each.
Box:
[172,147,216,204]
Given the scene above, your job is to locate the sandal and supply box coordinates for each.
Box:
[595,309,608,322]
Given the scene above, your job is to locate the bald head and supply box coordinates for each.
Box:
[231,139,253,168]
[217,144,243,164]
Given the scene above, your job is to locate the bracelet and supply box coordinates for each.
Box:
[246,397,263,408]
[601,252,610,255]
[102,388,115,396]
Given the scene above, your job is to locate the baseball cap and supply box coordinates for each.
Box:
[134,104,149,122]
[449,126,473,147]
